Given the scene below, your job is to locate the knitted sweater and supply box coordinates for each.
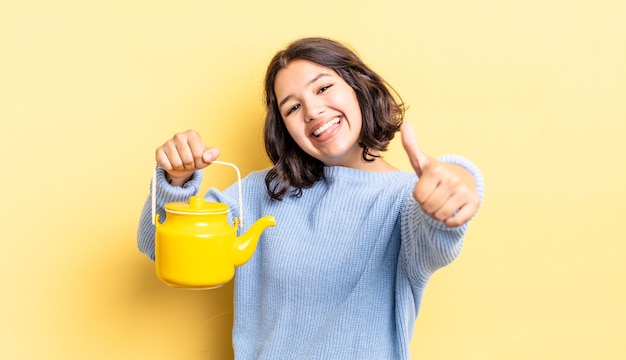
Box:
[137,155,484,359]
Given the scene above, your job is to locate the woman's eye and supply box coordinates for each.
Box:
[286,104,300,115]
[318,85,332,93]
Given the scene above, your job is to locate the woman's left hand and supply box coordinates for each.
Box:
[400,123,481,227]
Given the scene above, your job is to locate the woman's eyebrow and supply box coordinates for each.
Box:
[278,73,332,108]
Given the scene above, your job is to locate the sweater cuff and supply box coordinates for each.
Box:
[405,196,469,232]
[152,166,203,206]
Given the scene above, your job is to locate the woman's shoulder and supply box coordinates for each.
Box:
[243,168,271,182]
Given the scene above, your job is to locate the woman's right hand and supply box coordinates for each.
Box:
[155,129,220,186]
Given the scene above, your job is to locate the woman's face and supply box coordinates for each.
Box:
[274,59,364,168]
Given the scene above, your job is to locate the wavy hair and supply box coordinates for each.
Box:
[263,37,405,200]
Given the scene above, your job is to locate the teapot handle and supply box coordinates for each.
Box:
[151,161,244,229]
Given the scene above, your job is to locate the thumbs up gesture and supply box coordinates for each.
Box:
[400,123,481,227]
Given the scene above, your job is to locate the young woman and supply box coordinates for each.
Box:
[138,37,484,359]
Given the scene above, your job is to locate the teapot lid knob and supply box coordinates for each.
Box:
[189,196,204,209]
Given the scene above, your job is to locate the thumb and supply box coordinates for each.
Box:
[400,123,428,177]
[202,147,220,164]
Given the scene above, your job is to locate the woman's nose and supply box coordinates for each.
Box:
[305,99,325,122]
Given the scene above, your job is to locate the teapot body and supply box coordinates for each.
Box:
[155,198,237,289]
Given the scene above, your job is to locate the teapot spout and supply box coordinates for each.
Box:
[233,216,276,266]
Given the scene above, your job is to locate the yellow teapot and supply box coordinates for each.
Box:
[152,161,276,289]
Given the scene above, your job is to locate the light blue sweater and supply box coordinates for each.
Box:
[137,155,484,359]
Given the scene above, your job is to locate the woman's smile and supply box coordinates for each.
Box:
[311,116,341,139]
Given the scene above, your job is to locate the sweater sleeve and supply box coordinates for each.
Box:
[400,155,485,287]
[136,167,203,261]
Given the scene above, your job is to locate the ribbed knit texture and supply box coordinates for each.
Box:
[137,155,484,360]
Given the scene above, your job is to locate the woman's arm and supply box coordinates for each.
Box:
[400,153,485,286]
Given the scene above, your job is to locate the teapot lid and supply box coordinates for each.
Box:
[164,196,228,214]
[152,161,243,228]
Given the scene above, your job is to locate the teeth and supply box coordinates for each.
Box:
[313,117,340,137]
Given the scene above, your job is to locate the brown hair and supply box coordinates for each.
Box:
[263,37,405,200]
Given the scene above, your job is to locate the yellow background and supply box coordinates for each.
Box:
[1,0,624,359]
